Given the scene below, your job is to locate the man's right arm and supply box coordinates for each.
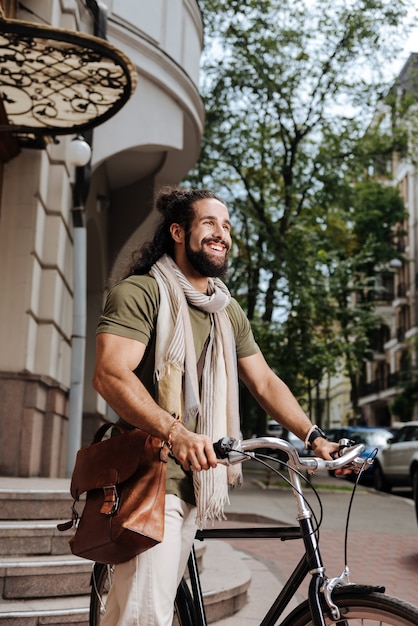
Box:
[92,332,217,472]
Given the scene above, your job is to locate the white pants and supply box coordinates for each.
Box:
[101,494,198,626]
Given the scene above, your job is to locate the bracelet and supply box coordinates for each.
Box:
[165,418,180,451]
[304,425,317,450]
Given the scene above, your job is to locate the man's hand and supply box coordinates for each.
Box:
[311,437,353,476]
[169,423,218,472]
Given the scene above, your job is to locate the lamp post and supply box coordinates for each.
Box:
[66,135,92,477]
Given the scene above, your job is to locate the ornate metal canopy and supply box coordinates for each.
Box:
[0,17,137,147]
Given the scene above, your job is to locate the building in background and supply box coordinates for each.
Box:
[0,0,204,477]
[320,53,418,430]
[358,53,418,427]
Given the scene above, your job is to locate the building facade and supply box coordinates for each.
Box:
[358,54,418,426]
[0,0,205,477]
[321,54,418,430]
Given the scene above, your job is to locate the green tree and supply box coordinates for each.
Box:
[320,180,407,417]
[188,0,413,431]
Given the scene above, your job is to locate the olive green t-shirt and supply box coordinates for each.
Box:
[96,274,260,504]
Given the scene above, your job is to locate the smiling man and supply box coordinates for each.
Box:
[182,199,231,280]
[92,186,338,625]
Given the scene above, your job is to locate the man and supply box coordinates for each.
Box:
[93,186,338,625]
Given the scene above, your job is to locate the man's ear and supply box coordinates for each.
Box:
[170,223,184,243]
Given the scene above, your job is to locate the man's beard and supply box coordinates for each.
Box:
[185,236,229,278]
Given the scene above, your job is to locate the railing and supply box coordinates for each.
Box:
[397,282,407,298]
[359,372,400,396]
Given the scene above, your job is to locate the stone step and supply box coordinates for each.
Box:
[0,541,250,624]
[0,488,73,521]
[0,521,73,557]
[197,540,251,623]
[0,596,89,625]
[0,479,251,624]
[0,555,92,600]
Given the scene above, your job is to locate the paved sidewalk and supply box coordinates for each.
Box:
[1,467,416,624]
[212,464,418,624]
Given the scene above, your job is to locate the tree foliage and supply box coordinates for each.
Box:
[188,0,414,431]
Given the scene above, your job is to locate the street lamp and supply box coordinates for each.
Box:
[66,135,92,167]
[389,258,403,269]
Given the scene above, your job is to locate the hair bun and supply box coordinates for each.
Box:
[155,186,184,215]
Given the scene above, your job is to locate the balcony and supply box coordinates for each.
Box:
[392,282,408,308]
[359,371,400,397]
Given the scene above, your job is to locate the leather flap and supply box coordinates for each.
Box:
[70,427,159,499]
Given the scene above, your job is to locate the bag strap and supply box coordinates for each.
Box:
[92,422,125,444]
[197,335,210,383]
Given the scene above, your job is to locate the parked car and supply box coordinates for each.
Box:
[373,421,418,523]
[265,420,284,438]
[264,420,312,457]
[325,426,395,482]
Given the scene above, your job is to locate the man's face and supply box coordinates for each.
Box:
[185,198,232,278]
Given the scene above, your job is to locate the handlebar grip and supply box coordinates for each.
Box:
[213,437,237,459]
[330,438,357,459]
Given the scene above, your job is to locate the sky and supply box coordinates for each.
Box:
[393,1,418,72]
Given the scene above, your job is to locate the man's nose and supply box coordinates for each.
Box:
[212,222,224,238]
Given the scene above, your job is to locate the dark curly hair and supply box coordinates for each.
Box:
[124,186,225,277]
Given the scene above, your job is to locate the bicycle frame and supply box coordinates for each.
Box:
[89,437,418,626]
[185,437,366,626]
[188,516,324,626]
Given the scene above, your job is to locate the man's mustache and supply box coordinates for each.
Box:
[201,237,230,252]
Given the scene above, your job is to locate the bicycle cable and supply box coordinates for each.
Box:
[226,443,379,571]
[229,447,324,540]
[342,447,378,567]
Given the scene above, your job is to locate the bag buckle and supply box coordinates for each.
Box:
[101,485,119,515]
[57,501,79,531]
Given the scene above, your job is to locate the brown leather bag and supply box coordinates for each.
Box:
[58,423,167,564]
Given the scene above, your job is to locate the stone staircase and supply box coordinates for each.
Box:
[0,479,251,625]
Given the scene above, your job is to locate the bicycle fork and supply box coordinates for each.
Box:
[299,516,327,626]
[289,465,332,626]
[186,545,208,626]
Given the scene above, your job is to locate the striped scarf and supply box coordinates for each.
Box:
[149,255,242,528]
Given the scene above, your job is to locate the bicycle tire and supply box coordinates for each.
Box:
[279,585,418,626]
[89,562,112,626]
[173,577,198,626]
[89,564,195,626]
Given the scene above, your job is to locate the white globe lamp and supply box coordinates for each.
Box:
[66,135,92,167]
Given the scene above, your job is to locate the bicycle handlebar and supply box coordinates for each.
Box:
[213,436,369,473]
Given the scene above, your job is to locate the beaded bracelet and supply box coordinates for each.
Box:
[165,418,180,450]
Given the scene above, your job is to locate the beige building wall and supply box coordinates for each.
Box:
[0,0,204,476]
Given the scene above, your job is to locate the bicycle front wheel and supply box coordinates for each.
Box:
[280,585,418,626]
[89,562,113,626]
[89,563,195,626]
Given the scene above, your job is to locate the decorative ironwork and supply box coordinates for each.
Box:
[0,17,137,145]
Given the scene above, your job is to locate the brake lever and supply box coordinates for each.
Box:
[213,436,237,459]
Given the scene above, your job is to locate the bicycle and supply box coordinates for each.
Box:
[89,436,418,625]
